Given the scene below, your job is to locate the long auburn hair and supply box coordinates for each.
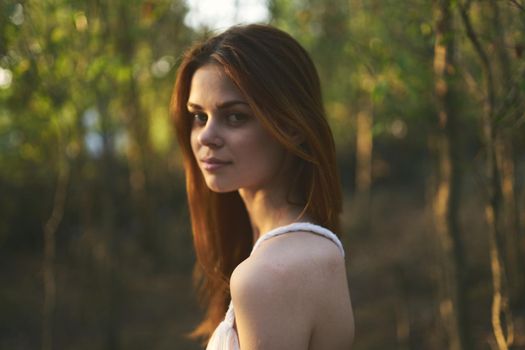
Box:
[170,24,342,342]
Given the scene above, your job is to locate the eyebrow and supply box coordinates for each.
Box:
[186,100,249,110]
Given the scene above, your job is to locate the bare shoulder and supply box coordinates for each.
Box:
[231,230,345,301]
[230,230,351,349]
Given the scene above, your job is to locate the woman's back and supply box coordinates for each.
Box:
[227,223,354,350]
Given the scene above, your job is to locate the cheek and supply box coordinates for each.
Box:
[236,130,285,171]
[190,130,199,156]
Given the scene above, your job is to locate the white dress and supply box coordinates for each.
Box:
[205,222,346,350]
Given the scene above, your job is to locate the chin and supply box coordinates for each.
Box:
[205,180,237,193]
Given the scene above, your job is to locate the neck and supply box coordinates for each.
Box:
[238,187,309,244]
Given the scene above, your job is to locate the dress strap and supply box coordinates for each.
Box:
[224,300,235,327]
[250,222,345,258]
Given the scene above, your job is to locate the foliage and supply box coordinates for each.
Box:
[1,0,524,349]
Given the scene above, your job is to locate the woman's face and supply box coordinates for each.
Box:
[188,64,288,193]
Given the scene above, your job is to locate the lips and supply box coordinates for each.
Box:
[201,157,232,171]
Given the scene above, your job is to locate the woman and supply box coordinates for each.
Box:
[171,24,354,350]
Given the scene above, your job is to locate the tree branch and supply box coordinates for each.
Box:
[457,0,496,120]
[508,0,525,12]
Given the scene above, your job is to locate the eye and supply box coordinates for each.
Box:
[192,113,207,125]
[226,113,249,125]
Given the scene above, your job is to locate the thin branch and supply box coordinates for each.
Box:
[457,0,496,120]
[42,118,70,350]
[508,0,525,12]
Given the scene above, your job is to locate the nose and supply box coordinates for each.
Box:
[197,117,223,148]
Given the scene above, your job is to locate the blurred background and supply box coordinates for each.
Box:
[1,0,524,349]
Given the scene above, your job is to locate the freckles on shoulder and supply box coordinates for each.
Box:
[229,248,323,311]
[229,255,303,311]
[230,256,281,301]
[229,256,317,349]
[230,233,346,302]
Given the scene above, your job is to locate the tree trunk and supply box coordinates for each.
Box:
[116,1,156,258]
[432,1,471,349]
[355,108,373,197]
[355,106,373,229]
[457,2,513,348]
[42,142,70,350]
[490,0,525,309]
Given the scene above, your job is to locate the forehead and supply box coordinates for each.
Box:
[188,64,245,105]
